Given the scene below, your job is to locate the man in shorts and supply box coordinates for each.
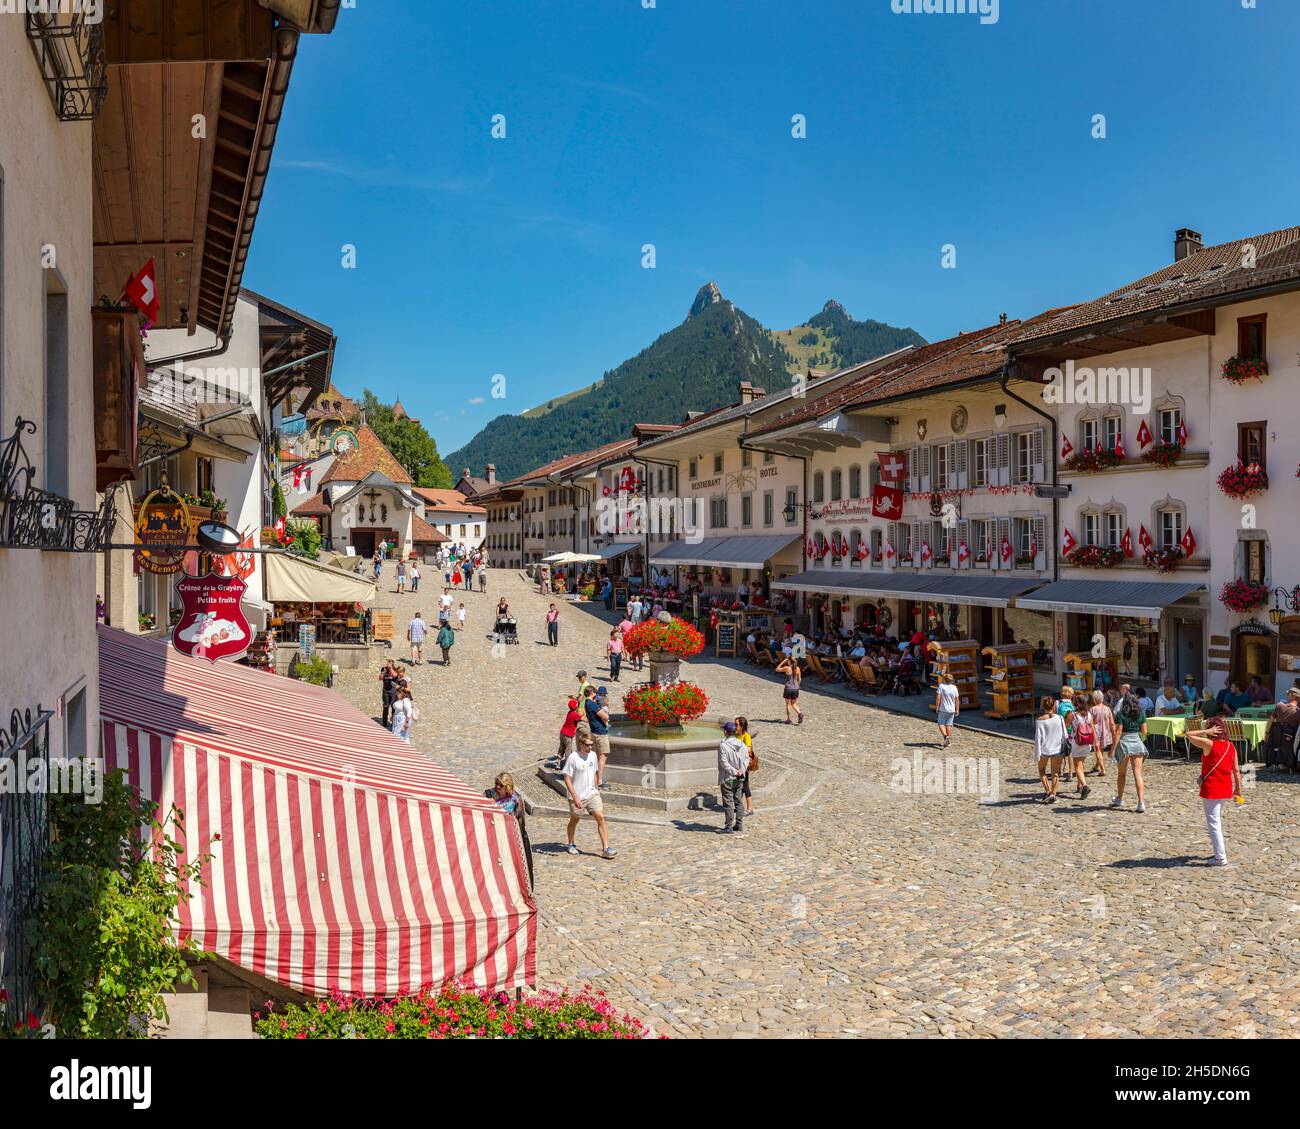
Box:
[563,725,615,859]
[583,685,611,786]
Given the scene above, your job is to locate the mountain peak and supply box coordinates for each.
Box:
[688,281,725,320]
[821,299,847,317]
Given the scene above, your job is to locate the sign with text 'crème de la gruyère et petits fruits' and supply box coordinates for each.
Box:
[171,572,251,664]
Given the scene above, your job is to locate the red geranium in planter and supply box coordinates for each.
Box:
[1067,545,1123,569]
[1217,462,1269,499]
[1139,441,1183,468]
[1221,354,1268,384]
[1142,547,1185,574]
[1064,447,1125,473]
[622,682,710,725]
[623,617,705,660]
[1218,579,1270,614]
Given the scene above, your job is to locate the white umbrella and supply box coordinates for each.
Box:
[542,551,602,564]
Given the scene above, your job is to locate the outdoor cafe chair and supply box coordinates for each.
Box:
[1223,717,1251,765]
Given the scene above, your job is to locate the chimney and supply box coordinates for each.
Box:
[998,312,1008,327]
[1175,228,1203,262]
[485,464,497,485]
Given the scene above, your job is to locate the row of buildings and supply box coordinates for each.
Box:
[470,227,1300,697]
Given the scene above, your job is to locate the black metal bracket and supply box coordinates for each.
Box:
[26,10,108,123]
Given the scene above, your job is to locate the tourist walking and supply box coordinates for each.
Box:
[372,551,382,581]
[583,685,611,785]
[1035,695,1067,804]
[438,587,454,625]
[546,603,560,646]
[463,562,474,591]
[395,558,407,593]
[736,716,757,816]
[437,620,455,665]
[1067,704,1094,799]
[1086,690,1114,779]
[563,725,615,859]
[934,671,960,749]
[456,602,466,631]
[776,655,804,724]
[407,610,427,665]
[478,567,487,593]
[489,772,535,888]
[1185,704,1242,866]
[410,561,421,592]
[557,697,581,765]
[607,628,623,681]
[1109,690,1149,812]
[379,658,398,727]
[390,687,413,744]
[717,721,750,833]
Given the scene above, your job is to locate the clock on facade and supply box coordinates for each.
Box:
[951,406,968,435]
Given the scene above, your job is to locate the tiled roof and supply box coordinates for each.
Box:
[414,488,487,515]
[1008,226,1300,348]
[507,437,638,487]
[319,425,413,485]
[410,514,450,543]
[291,490,332,517]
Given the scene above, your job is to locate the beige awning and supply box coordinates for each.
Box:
[263,551,378,605]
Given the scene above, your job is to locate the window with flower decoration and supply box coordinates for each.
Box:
[870,527,883,558]
[1103,413,1123,453]
[1080,416,1099,453]
[1158,507,1183,550]
[1081,510,1101,547]
[971,519,989,561]
[1105,509,1125,549]
[1238,313,1266,361]
[1239,534,1267,586]
[1158,406,1182,448]
[1237,421,1267,471]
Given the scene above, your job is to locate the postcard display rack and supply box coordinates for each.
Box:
[927,639,981,711]
[246,629,278,673]
[982,643,1035,719]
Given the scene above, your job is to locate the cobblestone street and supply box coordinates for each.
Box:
[333,569,1300,1039]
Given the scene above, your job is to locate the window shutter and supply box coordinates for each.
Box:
[886,522,897,566]
[994,516,1011,569]
[1032,427,1045,483]
[996,434,1010,485]
[918,445,932,493]
[958,519,970,567]
[911,519,924,566]
[954,439,968,488]
[1033,515,1046,570]
[907,446,920,493]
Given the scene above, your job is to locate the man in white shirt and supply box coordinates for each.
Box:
[717,721,751,833]
[1154,679,1184,716]
[438,588,454,624]
[563,726,615,859]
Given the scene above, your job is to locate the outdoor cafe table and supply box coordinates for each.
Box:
[1143,712,1269,756]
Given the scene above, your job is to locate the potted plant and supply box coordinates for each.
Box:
[1142,546,1185,574]
[1221,354,1268,384]
[1067,545,1123,569]
[1140,440,1184,468]
[623,617,706,686]
[138,611,156,631]
[622,682,710,732]
[1064,447,1125,473]
[1219,578,1270,614]
[1216,462,1269,499]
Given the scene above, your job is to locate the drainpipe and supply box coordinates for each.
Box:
[1000,365,1060,584]
[634,453,681,586]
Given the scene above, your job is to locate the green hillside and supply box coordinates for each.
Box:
[771,300,926,374]
[445,286,925,482]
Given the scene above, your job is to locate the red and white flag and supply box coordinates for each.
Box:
[921,541,933,563]
[1114,436,1126,459]
[1138,524,1152,552]
[884,540,895,560]
[125,258,160,326]
[1181,527,1196,556]
[880,451,908,483]
[292,465,303,490]
[871,483,904,519]
[1061,434,1074,459]
[856,541,869,560]
[1062,527,1076,555]
[1177,419,1189,446]
[1120,527,1134,558]
[1031,533,1039,558]
[1000,537,1013,562]
[958,541,970,563]
[1136,419,1153,448]
[805,537,815,559]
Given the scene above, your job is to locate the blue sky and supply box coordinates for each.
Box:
[246,0,1300,453]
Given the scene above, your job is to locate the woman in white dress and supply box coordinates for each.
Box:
[390,687,413,743]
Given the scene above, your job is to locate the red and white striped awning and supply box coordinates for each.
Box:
[97,627,536,998]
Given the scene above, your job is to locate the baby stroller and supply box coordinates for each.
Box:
[494,615,518,644]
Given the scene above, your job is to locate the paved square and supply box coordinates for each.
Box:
[334,569,1300,1038]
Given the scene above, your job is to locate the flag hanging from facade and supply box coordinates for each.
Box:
[871,483,904,519]
[1136,419,1153,448]
[125,258,160,326]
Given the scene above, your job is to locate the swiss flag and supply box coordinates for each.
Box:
[1062,527,1077,555]
[856,541,869,560]
[958,541,970,563]
[1177,419,1189,447]
[1061,434,1074,459]
[805,537,815,559]
[292,465,303,490]
[871,483,904,519]
[1121,527,1134,558]
[1136,419,1153,448]
[125,258,159,326]
[880,451,908,483]
[884,540,895,560]
[921,541,933,563]
[1031,532,1038,558]
[1000,537,1013,562]
[1181,527,1196,556]
[1114,436,1126,459]
[1138,524,1152,552]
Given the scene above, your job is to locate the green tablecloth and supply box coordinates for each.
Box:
[1143,715,1268,751]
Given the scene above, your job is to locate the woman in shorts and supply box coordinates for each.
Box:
[1035,695,1067,804]
[776,655,804,725]
[1109,690,1149,813]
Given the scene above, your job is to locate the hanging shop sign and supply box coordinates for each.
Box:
[331,427,360,457]
[171,572,251,663]
[134,486,192,575]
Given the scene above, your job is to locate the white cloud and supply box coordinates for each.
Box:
[466,396,486,404]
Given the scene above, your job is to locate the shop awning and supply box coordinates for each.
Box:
[772,569,1044,607]
[98,627,536,998]
[596,541,640,561]
[702,534,802,569]
[1012,579,1206,619]
[263,551,378,605]
[649,534,800,568]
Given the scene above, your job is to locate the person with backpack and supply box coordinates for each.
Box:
[1086,689,1114,779]
[1035,695,1068,804]
[1185,703,1243,866]
[1068,703,1095,800]
[437,620,455,665]
[1109,690,1149,812]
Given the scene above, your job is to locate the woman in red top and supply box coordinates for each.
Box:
[1185,703,1243,867]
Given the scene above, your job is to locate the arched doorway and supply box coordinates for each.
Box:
[1230,622,1277,696]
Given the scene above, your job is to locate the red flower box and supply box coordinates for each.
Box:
[1219,579,1270,613]
[1217,462,1269,499]
[1139,441,1183,468]
[1067,545,1123,569]
[622,617,706,660]
[1221,354,1268,384]
[1142,547,1185,574]
[622,681,710,725]
[1064,447,1125,474]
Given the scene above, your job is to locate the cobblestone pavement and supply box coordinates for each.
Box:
[332,569,1300,1039]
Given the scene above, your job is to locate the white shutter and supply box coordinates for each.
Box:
[1033,515,1047,570]
[995,516,1011,569]
[1032,427,1045,483]
[886,522,897,568]
[958,519,970,568]
[907,446,920,493]
[954,439,968,489]
[911,519,924,567]
[996,434,1010,486]
[918,445,932,493]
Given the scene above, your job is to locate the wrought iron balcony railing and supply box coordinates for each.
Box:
[27,6,109,123]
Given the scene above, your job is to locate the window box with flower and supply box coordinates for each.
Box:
[1142,546,1186,574]
[1220,355,1267,384]
[1064,447,1125,474]
[1139,441,1184,468]
[1217,462,1269,500]
[1067,545,1123,569]
[1219,578,1270,614]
